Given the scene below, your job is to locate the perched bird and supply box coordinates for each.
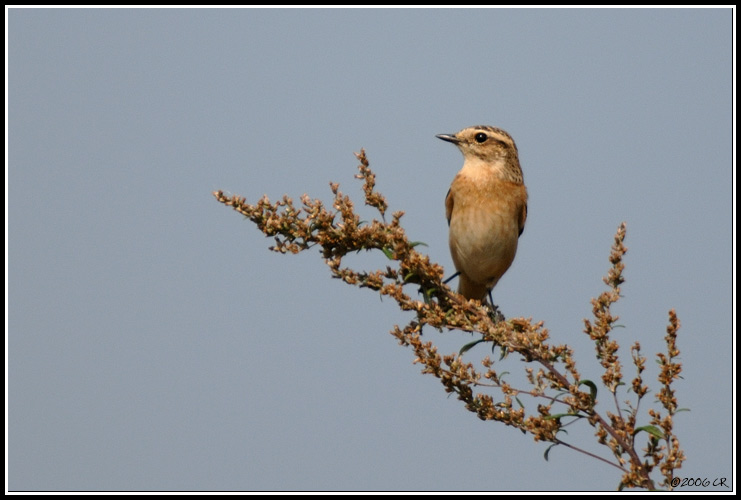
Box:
[437,125,528,303]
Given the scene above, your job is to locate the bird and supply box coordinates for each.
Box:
[437,125,528,305]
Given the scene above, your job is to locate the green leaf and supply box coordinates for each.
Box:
[381,247,395,260]
[634,425,665,439]
[459,338,486,356]
[578,380,598,404]
[409,241,428,248]
[544,443,558,461]
[544,413,582,421]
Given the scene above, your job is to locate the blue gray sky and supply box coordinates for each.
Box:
[8,7,734,492]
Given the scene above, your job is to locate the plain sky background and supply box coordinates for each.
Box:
[7,7,734,492]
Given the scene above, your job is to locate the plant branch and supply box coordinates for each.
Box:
[213,149,685,490]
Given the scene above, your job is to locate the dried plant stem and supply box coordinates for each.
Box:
[214,150,685,490]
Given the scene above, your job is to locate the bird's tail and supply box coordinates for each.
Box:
[457,274,492,302]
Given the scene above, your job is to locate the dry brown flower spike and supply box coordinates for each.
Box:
[214,150,685,490]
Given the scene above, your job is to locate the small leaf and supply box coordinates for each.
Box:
[409,241,428,248]
[634,425,665,439]
[381,247,395,260]
[544,443,558,461]
[579,380,598,404]
[459,338,486,356]
[544,413,582,421]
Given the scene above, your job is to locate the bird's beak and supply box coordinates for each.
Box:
[436,133,460,144]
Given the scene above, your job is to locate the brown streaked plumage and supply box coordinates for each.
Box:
[437,125,528,302]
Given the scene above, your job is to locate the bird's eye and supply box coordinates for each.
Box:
[474,132,488,143]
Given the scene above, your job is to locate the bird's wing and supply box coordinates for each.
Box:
[518,202,527,237]
[445,188,453,226]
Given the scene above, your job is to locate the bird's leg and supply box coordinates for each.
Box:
[443,271,460,285]
[485,291,506,323]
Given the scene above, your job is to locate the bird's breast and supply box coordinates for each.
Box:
[448,177,527,285]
